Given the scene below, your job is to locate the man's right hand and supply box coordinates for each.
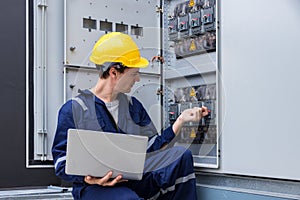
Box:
[84,171,128,186]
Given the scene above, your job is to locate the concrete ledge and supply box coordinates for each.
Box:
[196,172,300,200]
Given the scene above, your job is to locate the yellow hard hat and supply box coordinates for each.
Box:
[90,32,149,68]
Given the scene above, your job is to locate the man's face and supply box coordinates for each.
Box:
[115,68,140,93]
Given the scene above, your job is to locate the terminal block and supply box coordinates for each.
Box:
[198,125,217,144]
[180,126,200,144]
[205,84,216,100]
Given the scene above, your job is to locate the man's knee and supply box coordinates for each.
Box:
[80,185,140,200]
[181,147,193,161]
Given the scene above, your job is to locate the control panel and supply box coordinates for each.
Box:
[169,84,217,145]
[164,0,218,167]
[167,0,216,58]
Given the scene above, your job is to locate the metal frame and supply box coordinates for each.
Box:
[27,0,219,169]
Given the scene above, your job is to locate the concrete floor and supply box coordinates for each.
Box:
[0,187,73,200]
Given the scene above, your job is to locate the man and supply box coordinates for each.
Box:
[52,32,208,199]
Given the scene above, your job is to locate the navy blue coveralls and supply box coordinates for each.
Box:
[52,89,197,200]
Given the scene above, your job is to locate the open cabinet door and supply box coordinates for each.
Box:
[29,0,162,166]
[163,0,219,168]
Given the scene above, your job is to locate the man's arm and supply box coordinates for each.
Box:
[52,101,85,183]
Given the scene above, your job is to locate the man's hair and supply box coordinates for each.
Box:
[96,63,128,79]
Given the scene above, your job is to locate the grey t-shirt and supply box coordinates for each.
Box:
[105,99,119,124]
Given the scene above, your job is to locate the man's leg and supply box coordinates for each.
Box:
[80,185,142,200]
[128,146,197,200]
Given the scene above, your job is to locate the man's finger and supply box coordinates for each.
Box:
[98,171,113,185]
[201,106,209,116]
[84,175,97,184]
[104,175,122,186]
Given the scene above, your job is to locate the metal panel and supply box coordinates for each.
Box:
[219,0,300,180]
[64,0,161,74]
[165,52,217,79]
[32,0,65,162]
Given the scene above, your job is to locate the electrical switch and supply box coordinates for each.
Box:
[168,17,178,41]
[201,8,214,26]
[178,15,189,38]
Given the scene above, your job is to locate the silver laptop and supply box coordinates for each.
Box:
[66,129,148,180]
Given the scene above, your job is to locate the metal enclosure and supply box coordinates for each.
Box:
[30,0,219,169]
[163,0,219,168]
[22,0,300,196]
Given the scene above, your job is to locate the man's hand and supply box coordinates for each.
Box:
[179,106,209,123]
[172,106,209,135]
[84,171,128,186]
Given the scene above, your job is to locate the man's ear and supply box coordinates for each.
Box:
[109,67,117,78]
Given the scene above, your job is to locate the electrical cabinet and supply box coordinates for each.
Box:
[164,0,218,168]
[30,0,218,168]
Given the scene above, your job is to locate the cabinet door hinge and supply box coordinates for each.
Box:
[156,5,163,13]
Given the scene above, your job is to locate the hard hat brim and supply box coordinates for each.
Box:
[127,57,149,68]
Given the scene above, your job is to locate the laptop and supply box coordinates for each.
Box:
[66,129,148,180]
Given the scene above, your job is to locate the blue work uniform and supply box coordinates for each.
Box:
[52,89,197,200]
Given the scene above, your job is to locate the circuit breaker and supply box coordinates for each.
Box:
[178,14,189,38]
[168,17,178,41]
[190,10,202,35]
